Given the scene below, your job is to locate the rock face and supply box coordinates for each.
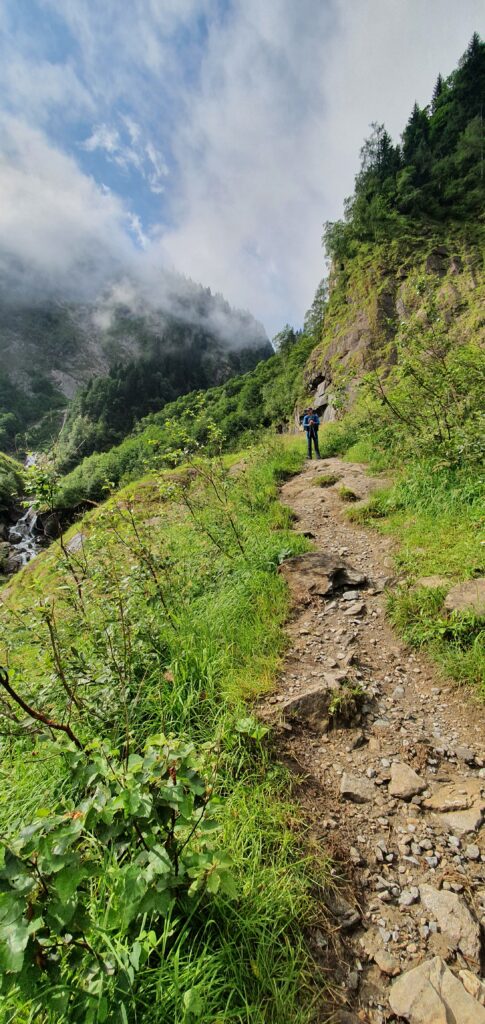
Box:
[423,778,485,834]
[389,956,485,1023]
[278,552,367,605]
[419,884,481,961]
[388,762,426,800]
[302,238,482,432]
[340,773,375,804]
[444,578,485,617]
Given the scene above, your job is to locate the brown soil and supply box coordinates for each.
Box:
[258,457,485,1024]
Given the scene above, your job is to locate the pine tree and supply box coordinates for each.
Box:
[431,74,444,111]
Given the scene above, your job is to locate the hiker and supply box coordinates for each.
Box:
[302,407,321,459]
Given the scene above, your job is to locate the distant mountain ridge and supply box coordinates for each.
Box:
[0,276,271,457]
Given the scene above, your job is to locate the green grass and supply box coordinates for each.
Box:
[337,485,358,503]
[312,473,340,488]
[387,586,485,698]
[0,438,330,1022]
[340,443,485,696]
[53,332,316,507]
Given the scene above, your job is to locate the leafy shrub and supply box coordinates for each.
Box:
[0,735,233,1020]
[316,420,360,459]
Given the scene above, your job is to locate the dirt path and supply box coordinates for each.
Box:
[259,457,485,1024]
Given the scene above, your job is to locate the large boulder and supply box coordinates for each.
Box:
[389,956,485,1023]
[268,678,341,733]
[0,541,9,570]
[444,578,485,617]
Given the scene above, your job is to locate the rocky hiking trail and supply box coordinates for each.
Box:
[258,457,485,1024]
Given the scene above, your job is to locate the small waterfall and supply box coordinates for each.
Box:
[5,454,44,570]
[8,506,43,567]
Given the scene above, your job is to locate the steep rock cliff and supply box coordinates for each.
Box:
[302,228,484,421]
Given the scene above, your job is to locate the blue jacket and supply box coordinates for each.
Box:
[302,413,320,433]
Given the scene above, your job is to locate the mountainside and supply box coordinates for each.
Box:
[0,278,271,457]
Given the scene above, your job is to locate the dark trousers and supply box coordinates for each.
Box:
[306,428,320,458]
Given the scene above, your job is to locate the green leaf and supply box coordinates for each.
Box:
[0,918,30,973]
[183,988,203,1016]
[205,871,221,895]
[129,940,141,971]
[97,996,109,1022]
[53,865,90,902]
[46,895,78,929]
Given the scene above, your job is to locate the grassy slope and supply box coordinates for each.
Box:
[54,333,315,509]
[0,438,330,1023]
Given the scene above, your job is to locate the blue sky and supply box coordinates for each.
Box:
[0,1,483,335]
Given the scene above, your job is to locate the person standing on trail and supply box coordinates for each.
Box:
[302,407,321,460]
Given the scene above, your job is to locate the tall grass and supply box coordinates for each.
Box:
[0,439,329,1022]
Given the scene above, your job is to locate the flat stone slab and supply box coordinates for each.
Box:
[389,956,485,1023]
[444,578,485,617]
[423,778,485,835]
[388,762,426,800]
[419,884,481,962]
[66,531,86,554]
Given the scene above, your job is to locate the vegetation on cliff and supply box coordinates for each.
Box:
[0,453,24,514]
[53,329,315,508]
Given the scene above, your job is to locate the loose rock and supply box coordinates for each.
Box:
[444,578,485,617]
[388,762,426,800]
[340,773,375,804]
[389,956,485,1023]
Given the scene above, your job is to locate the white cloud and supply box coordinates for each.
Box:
[81,123,121,156]
[0,54,94,124]
[80,120,168,192]
[0,115,135,299]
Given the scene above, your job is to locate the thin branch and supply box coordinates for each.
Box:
[0,668,84,750]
